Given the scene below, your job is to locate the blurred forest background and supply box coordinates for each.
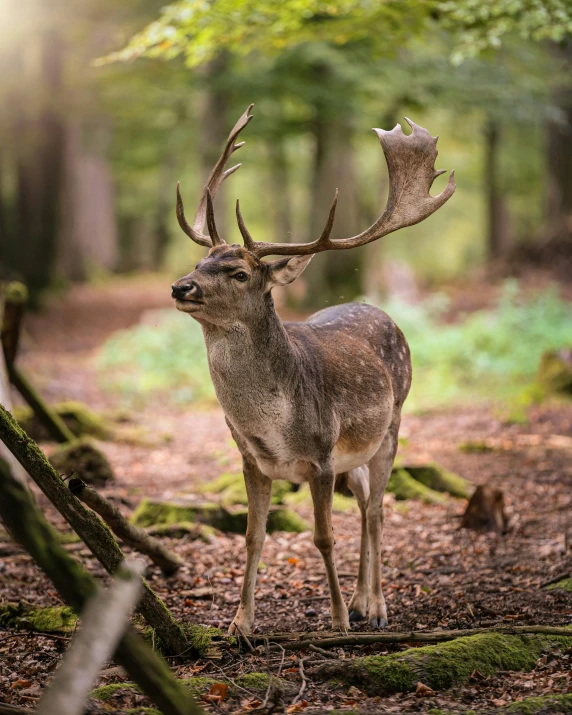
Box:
[0,0,571,412]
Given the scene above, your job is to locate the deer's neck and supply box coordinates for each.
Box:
[201,295,299,418]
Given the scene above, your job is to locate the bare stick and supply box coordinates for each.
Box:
[290,658,308,706]
[0,457,201,715]
[259,625,572,652]
[37,558,144,715]
[0,403,188,655]
[69,477,183,575]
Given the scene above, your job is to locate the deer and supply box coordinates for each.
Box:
[171,105,455,634]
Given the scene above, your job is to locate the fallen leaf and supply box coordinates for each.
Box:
[208,683,228,700]
[10,679,32,689]
[286,701,309,713]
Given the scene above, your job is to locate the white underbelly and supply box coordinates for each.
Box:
[332,441,381,474]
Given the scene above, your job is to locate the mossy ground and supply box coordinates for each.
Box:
[387,468,446,504]
[504,694,572,714]
[131,498,309,535]
[199,472,295,505]
[49,437,114,485]
[0,602,78,633]
[330,632,572,695]
[403,463,472,498]
[547,577,572,592]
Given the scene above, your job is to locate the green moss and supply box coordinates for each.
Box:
[185,624,231,658]
[91,683,141,702]
[403,463,472,498]
[387,468,446,504]
[125,709,161,715]
[538,348,572,395]
[146,521,216,541]
[504,694,572,714]
[235,672,270,690]
[3,281,29,303]
[0,603,78,633]
[182,676,219,697]
[49,437,114,485]
[547,577,572,592]
[333,632,572,695]
[14,402,113,442]
[458,440,495,454]
[266,508,309,533]
[199,472,295,505]
[132,498,309,535]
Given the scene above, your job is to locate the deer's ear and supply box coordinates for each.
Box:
[266,255,313,289]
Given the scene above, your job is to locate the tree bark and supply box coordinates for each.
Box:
[0,457,201,715]
[484,118,510,259]
[0,403,189,656]
[69,477,183,575]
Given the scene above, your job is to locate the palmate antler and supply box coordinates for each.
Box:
[178,107,455,257]
[176,104,254,248]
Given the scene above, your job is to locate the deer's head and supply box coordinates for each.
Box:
[172,104,455,325]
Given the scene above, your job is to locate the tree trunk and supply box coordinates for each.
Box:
[546,41,572,240]
[484,118,510,259]
[268,137,292,243]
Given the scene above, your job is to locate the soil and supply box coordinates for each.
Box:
[1,276,571,714]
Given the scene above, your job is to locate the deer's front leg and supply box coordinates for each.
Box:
[229,458,272,635]
[310,466,349,631]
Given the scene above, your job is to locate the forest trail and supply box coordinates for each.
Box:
[1,278,571,713]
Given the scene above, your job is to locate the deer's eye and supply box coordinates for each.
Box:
[233,271,248,282]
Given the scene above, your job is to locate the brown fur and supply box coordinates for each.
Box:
[172,244,411,633]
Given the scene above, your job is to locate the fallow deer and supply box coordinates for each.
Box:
[172,105,455,633]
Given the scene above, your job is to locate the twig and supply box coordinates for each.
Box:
[68,477,183,575]
[37,559,145,715]
[308,644,337,659]
[261,625,572,652]
[539,571,571,589]
[234,622,255,653]
[291,658,308,706]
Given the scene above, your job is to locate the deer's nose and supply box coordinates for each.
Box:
[171,280,202,300]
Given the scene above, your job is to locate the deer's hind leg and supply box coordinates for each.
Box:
[366,418,400,629]
[347,465,371,622]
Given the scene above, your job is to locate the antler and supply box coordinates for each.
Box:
[240,118,455,258]
[176,104,254,248]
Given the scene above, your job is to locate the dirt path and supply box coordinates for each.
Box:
[1,278,571,713]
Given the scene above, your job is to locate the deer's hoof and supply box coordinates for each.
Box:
[228,618,253,636]
[368,616,388,629]
[349,610,367,622]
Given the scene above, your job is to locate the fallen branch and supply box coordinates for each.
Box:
[256,624,572,652]
[69,477,183,575]
[37,558,144,715]
[0,403,188,655]
[0,457,201,715]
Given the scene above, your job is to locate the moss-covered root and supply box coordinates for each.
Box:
[546,577,572,592]
[538,348,572,396]
[49,437,114,485]
[131,498,309,534]
[14,401,113,442]
[315,632,572,696]
[403,463,472,499]
[0,603,78,633]
[387,468,446,504]
[504,694,572,714]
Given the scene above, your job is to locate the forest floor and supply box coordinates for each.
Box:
[1,274,571,714]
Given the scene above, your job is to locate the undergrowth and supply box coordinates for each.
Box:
[96,281,572,412]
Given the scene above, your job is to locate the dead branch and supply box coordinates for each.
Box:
[257,625,572,652]
[69,477,183,574]
[37,558,145,715]
[0,403,188,655]
[0,456,201,715]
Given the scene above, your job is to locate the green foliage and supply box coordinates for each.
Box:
[97,311,215,406]
[380,281,572,412]
[97,281,572,413]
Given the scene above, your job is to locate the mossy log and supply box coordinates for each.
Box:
[0,281,28,366]
[387,468,446,504]
[9,365,75,443]
[14,401,113,442]
[313,631,572,696]
[50,438,114,485]
[69,477,182,574]
[0,602,78,633]
[538,348,572,395]
[401,463,472,499]
[0,457,201,715]
[0,404,187,655]
[131,498,309,535]
[200,472,295,505]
